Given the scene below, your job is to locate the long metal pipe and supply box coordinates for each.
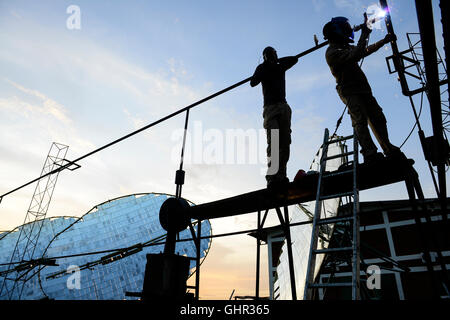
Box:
[0,41,329,202]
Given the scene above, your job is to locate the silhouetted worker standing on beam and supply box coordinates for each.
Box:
[323,16,402,164]
[251,47,298,189]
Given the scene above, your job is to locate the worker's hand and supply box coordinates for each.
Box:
[361,12,372,35]
[383,33,397,44]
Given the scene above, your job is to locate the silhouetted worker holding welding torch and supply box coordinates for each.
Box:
[250,47,298,189]
[323,16,403,164]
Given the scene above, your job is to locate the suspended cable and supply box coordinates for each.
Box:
[0,218,315,269]
[399,90,424,149]
[402,87,440,195]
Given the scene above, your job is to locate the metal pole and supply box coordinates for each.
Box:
[255,210,261,299]
[267,236,274,300]
[195,220,201,300]
[414,0,447,209]
[352,129,361,300]
[379,0,410,96]
[176,109,190,198]
[163,230,176,254]
[276,206,297,300]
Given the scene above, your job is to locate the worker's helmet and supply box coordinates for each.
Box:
[323,17,354,43]
[263,46,277,62]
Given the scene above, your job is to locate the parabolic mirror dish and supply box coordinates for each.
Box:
[0,193,211,300]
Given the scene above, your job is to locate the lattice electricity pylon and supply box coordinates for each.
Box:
[0,143,69,300]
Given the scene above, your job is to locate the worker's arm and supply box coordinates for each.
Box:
[279,56,299,71]
[364,33,397,56]
[250,64,264,87]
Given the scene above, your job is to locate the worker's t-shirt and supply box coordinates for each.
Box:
[251,56,298,105]
[325,41,372,96]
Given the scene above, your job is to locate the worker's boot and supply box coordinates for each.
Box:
[267,176,289,192]
[385,145,407,161]
[363,152,384,165]
[370,120,404,160]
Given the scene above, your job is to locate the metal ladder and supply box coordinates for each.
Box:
[303,128,361,300]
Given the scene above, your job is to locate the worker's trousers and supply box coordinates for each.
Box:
[339,93,396,158]
[263,102,292,184]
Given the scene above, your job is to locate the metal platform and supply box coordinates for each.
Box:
[187,156,415,221]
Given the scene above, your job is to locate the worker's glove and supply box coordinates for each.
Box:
[383,33,397,44]
[361,12,372,35]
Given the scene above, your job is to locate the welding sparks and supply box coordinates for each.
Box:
[364,3,389,30]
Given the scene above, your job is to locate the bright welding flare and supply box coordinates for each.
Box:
[377,8,388,18]
[354,5,388,31]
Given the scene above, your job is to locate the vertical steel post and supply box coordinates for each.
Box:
[255,210,261,299]
[352,130,361,300]
[175,109,190,198]
[276,206,297,300]
[283,206,297,300]
[414,0,447,210]
[163,230,176,254]
[195,219,201,299]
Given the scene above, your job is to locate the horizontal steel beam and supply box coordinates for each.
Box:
[187,157,416,220]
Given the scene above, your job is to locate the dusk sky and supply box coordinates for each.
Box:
[0,0,446,299]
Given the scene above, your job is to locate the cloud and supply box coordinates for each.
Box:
[0,81,95,155]
[5,79,71,124]
[0,21,202,124]
[167,57,188,78]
